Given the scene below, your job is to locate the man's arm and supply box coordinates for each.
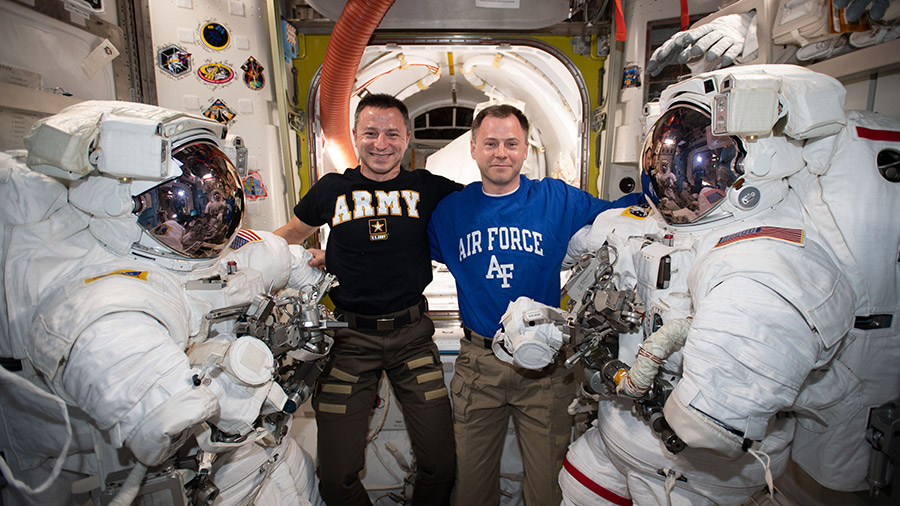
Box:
[274,216,325,269]
[274,216,319,244]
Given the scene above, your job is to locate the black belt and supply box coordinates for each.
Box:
[463,327,493,349]
[338,298,427,331]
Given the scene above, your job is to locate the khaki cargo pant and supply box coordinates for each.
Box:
[451,332,576,506]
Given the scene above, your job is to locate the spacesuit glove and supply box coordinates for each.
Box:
[833,0,891,22]
[647,30,694,76]
[663,392,748,459]
[616,318,690,398]
[687,12,755,67]
[126,385,218,467]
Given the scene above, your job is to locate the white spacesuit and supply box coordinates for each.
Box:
[557,66,877,505]
[0,101,327,506]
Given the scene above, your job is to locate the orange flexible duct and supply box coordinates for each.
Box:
[320,0,396,171]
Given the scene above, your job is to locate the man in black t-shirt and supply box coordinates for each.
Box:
[276,94,460,506]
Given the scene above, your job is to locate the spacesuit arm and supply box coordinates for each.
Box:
[563,208,626,268]
[61,312,218,466]
[288,244,325,289]
[223,230,324,292]
[664,276,824,457]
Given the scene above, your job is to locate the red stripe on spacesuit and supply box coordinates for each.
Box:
[563,456,633,506]
[856,126,900,142]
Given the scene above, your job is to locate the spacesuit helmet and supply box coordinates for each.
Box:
[132,138,244,259]
[640,65,847,227]
[24,100,244,262]
[640,104,745,225]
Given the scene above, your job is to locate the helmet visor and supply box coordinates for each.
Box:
[133,140,244,259]
[641,104,744,225]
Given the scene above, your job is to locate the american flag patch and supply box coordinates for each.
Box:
[714,226,804,248]
[230,229,263,250]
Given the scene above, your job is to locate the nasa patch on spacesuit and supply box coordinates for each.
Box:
[621,205,651,220]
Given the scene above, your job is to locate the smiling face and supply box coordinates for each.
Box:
[471,114,528,194]
[353,106,411,181]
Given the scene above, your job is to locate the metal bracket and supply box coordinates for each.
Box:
[288,109,306,134]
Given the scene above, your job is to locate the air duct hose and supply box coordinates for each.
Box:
[319,0,396,171]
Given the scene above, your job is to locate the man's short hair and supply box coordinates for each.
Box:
[354,93,410,132]
[471,104,529,139]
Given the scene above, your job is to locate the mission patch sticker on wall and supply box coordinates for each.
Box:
[242,171,268,201]
[157,44,192,78]
[622,64,641,88]
[200,21,230,50]
[241,56,265,90]
[197,61,235,85]
[202,98,236,125]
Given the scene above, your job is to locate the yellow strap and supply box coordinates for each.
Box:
[321,384,352,395]
[317,403,347,414]
[407,356,433,370]
[328,367,359,383]
[417,371,443,384]
[424,386,448,401]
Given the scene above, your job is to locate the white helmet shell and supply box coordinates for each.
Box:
[641,65,846,227]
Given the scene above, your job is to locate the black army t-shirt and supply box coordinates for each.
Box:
[294,167,461,315]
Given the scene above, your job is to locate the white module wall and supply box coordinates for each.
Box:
[148,0,288,231]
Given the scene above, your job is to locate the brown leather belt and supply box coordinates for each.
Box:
[337,298,427,331]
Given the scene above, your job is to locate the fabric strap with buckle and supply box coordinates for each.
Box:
[463,327,493,349]
[339,298,427,331]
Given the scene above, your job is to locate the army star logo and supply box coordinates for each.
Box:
[369,218,388,241]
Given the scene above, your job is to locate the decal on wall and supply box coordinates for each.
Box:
[242,171,268,200]
[241,56,265,90]
[282,20,298,61]
[200,21,230,51]
[157,44,192,78]
[622,64,641,89]
[202,98,236,125]
[197,61,235,85]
